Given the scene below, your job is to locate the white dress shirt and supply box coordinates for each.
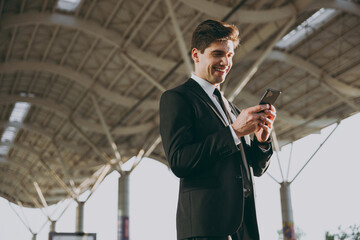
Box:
[191,73,241,145]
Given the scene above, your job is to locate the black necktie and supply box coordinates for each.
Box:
[213,88,232,124]
[214,89,251,184]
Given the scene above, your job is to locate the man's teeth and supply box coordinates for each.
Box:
[214,68,226,72]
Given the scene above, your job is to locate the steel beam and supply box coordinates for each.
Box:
[121,52,166,92]
[68,119,111,165]
[36,156,76,199]
[103,0,124,28]
[0,0,4,17]
[8,201,33,234]
[228,17,295,101]
[5,27,17,62]
[4,142,74,200]
[165,0,193,76]
[130,135,162,172]
[0,61,158,110]
[179,0,297,22]
[123,0,161,48]
[0,13,187,73]
[290,123,339,183]
[122,0,153,42]
[53,141,77,191]
[33,181,49,209]
[179,0,360,21]
[264,51,360,98]
[308,0,360,17]
[20,184,44,211]
[0,94,156,133]
[84,164,112,202]
[23,24,39,60]
[90,94,121,162]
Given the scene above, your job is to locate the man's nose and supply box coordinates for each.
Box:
[221,56,229,65]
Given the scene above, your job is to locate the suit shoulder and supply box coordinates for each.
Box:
[161,81,190,100]
[160,82,194,112]
[165,82,188,94]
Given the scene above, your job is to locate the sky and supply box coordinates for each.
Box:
[0,112,359,240]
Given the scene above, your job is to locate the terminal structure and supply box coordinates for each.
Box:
[0,0,360,239]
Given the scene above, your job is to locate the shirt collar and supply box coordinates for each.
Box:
[191,73,219,98]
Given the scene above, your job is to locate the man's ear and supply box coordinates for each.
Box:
[192,48,200,63]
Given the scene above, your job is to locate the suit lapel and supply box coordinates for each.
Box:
[184,79,226,124]
[184,78,252,145]
[228,98,251,145]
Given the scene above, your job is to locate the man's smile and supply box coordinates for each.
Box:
[213,67,227,72]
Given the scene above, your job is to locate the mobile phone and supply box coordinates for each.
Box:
[259,88,281,106]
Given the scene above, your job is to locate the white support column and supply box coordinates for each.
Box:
[118,172,130,240]
[76,201,85,233]
[280,182,296,240]
[50,220,56,232]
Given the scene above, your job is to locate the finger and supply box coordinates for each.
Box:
[247,104,270,113]
[260,116,273,127]
[264,109,276,120]
[258,122,271,132]
[253,113,269,125]
[268,105,276,112]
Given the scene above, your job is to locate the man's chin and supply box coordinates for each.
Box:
[216,76,226,84]
[207,74,226,85]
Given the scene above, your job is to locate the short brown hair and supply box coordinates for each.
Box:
[191,19,240,53]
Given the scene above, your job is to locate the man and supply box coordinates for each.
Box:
[159,19,276,240]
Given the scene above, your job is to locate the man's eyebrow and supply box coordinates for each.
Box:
[211,50,225,54]
[211,50,234,55]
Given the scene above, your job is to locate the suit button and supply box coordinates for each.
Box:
[235,175,242,179]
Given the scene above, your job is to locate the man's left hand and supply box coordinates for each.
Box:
[255,105,276,142]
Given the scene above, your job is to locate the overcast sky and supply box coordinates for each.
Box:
[1,112,359,240]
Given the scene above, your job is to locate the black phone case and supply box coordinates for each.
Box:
[259,89,281,105]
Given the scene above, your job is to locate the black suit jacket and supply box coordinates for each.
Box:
[159,78,272,240]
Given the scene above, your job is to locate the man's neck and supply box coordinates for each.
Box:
[192,73,220,88]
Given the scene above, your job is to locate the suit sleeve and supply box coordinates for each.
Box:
[159,90,239,178]
[246,137,273,177]
[230,102,273,177]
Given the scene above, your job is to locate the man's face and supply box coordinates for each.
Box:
[192,40,235,85]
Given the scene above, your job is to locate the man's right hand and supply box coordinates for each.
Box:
[231,104,274,138]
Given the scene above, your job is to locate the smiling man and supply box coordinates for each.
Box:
[159,19,276,240]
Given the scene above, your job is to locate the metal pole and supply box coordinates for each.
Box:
[32,233,37,240]
[271,128,285,182]
[280,182,296,240]
[50,220,56,232]
[290,122,340,183]
[76,201,85,233]
[118,172,130,240]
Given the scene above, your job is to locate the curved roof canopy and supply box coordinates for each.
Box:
[0,0,359,208]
